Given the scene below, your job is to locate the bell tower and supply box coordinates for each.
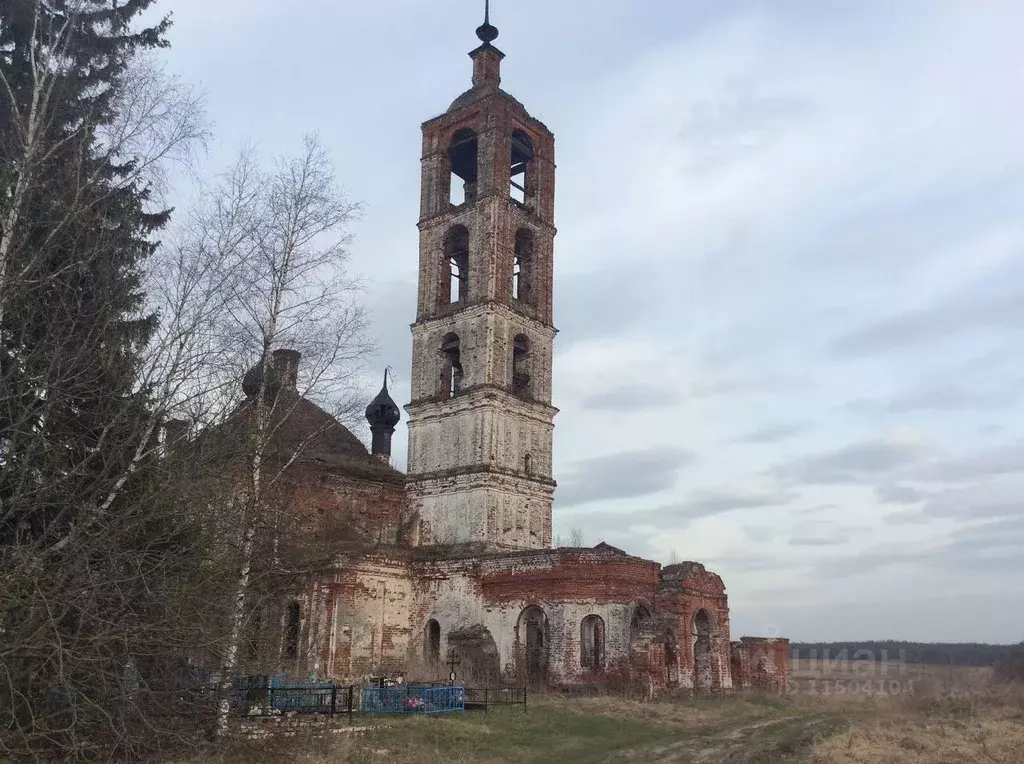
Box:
[405,5,558,550]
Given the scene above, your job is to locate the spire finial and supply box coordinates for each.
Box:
[476,0,499,44]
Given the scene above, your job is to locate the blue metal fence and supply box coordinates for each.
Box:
[231,676,354,719]
[362,685,466,714]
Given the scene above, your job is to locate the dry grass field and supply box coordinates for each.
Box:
[179,661,1024,763]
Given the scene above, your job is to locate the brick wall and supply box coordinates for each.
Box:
[731,637,791,691]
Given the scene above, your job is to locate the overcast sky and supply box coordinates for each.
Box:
[160,0,1024,643]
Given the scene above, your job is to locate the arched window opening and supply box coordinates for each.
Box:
[443,225,470,304]
[449,128,479,206]
[510,129,534,204]
[694,609,714,690]
[283,601,300,662]
[512,334,530,397]
[512,228,534,303]
[440,333,463,400]
[425,619,441,666]
[580,615,605,671]
[630,605,651,641]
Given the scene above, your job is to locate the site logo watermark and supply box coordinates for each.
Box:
[789,647,918,695]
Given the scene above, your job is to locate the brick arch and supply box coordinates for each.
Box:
[693,609,715,690]
[580,614,605,671]
[516,605,548,685]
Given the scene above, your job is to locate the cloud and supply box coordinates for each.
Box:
[789,535,847,547]
[920,480,1024,520]
[674,485,799,516]
[884,509,927,525]
[875,484,924,505]
[559,482,797,533]
[774,435,933,485]
[555,447,693,508]
[812,544,933,579]
[829,290,1024,357]
[580,383,681,413]
[918,440,1024,483]
[555,264,656,347]
[743,525,777,543]
[737,422,808,444]
[848,384,1020,414]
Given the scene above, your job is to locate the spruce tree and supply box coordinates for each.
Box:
[0,2,201,757]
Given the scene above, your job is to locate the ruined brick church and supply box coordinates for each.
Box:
[258,12,788,692]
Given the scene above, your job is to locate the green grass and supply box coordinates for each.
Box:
[351,698,682,764]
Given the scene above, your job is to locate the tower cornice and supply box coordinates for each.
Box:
[410,299,557,336]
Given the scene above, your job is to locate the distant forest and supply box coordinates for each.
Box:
[789,641,1020,668]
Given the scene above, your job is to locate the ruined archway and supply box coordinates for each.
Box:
[694,609,714,690]
[664,627,680,687]
[447,625,499,685]
[518,606,548,685]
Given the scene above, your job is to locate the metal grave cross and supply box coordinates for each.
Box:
[446,649,462,683]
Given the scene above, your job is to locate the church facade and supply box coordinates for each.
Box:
[254,16,789,693]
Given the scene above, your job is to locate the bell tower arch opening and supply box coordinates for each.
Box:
[512,228,534,304]
[510,129,534,205]
[443,225,470,305]
[449,128,479,206]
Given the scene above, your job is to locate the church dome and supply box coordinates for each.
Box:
[365,376,401,429]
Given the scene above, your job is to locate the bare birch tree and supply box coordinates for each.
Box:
[164,135,370,735]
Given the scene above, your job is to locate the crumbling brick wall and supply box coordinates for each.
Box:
[655,562,733,690]
[406,545,660,686]
[731,637,790,691]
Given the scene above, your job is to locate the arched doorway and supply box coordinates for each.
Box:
[694,609,714,690]
[448,625,500,685]
[518,606,548,684]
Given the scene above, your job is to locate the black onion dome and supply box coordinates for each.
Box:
[242,361,282,399]
[365,375,400,429]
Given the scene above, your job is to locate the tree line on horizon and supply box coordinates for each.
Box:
[789,641,1020,668]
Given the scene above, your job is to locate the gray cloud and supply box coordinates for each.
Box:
[884,509,927,525]
[580,383,682,413]
[789,535,847,547]
[678,83,817,175]
[774,437,928,485]
[797,504,839,515]
[848,384,1019,414]
[737,422,808,444]
[812,544,932,579]
[555,447,693,508]
[921,486,1023,521]
[556,264,657,348]
[917,440,1024,483]
[558,484,797,536]
[875,484,924,505]
[675,486,799,516]
[829,290,1024,357]
[743,525,777,543]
